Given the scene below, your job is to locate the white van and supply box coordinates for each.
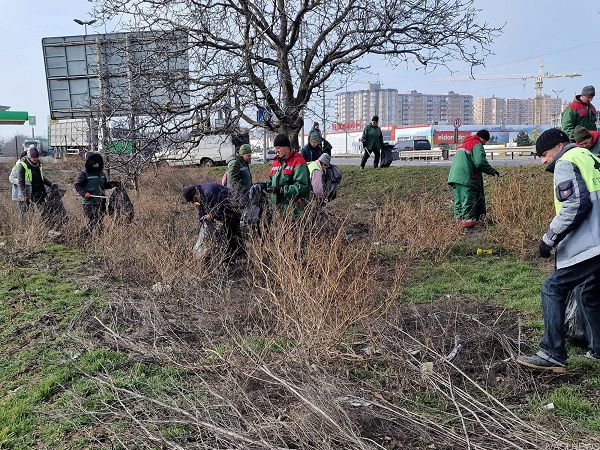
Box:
[161,132,249,167]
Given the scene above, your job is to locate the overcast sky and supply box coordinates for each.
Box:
[1,0,599,138]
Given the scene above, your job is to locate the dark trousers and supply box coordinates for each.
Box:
[83,202,106,233]
[223,211,243,258]
[361,148,380,168]
[540,254,600,362]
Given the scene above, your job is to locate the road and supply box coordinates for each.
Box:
[331,155,540,167]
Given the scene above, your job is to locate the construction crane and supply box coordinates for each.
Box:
[436,57,581,99]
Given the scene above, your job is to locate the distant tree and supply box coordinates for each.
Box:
[92,0,502,148]
[530,128,542,144]
[2,135,29,158]
[514,131,532,147]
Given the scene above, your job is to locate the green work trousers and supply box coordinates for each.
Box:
[452,183,486,223]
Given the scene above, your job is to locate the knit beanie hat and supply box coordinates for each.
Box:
[581,85,595,97]
[27,147,40,158]
[182,186,198,203]
[371,115,379,123]
[308,131,320,142]
[239,144,252,155]
[273,133,291,147]
[535,128,570,156]
[318,153,331,166]
[476,129,490,141]
[574,125,592,143]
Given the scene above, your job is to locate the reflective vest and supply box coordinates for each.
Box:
[307,161,321,176]
[554,147,600,213]
[19,160,44,185]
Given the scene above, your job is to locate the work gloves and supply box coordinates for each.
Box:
[538,240,553,258]
[265,186,282,195]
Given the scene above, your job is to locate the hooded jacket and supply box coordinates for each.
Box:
[562,96,598,141]
[542,143,600,269]
[361,124,384,152]
[268,149,311,213]
[226,155,252,195]
[17,157,52,202]
[74,152,117,204]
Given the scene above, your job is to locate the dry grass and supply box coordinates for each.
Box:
[247,205,404,354]
[372,194,460,261]
[486,168,554,256]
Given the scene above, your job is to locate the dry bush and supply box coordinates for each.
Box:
[373,195,460,261]
[0,196,53,254]
[247,205,403,354]
[486,169,554,256]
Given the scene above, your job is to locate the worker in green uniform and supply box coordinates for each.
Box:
[447,129,499,229]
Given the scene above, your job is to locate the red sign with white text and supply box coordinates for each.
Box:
[332,120,363,132]
[434,131,472,144]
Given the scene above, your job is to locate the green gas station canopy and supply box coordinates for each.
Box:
[0,111,29,125]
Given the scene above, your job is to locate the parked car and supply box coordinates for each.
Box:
[394,138,432,151]
[252,149,276,163]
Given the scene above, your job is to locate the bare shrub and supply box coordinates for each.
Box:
[486,169,553,256]
[0,196,52,254]
[373,196,459,261]
[247,205,403,354]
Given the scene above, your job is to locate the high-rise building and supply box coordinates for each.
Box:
[397,90,473,126]
[334,82,399,127]
[473,96,562,125]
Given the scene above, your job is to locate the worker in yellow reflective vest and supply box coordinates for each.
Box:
[14,146,53,221]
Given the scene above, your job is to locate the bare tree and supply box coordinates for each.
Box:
[91,0,501,147]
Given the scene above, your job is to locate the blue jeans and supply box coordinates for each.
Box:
[540,254,600,362]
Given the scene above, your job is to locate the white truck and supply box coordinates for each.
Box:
[160,132,249,167]
[49,120,90,157]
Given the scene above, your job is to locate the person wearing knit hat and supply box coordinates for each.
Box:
[182,182,243,259]
[561,85,597,141]
[447,129,499,229]
[517,128,600,373]
[360,116,384,169]
[301,130,323,162]
[225,143,253,200]
[15,144,54,221]
[307,153,332,201]
[266,133,310,215]
[574,125,600,157]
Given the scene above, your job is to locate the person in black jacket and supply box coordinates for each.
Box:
[74,152,120,233]
[183,183,243,259]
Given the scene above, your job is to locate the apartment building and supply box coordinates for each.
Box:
[333,84,472,127]
[473,96,562,125]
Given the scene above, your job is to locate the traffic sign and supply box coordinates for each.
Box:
[29,115,36,126]
[454,117,461,129]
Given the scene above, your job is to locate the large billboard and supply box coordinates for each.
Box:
[42,31,189,119]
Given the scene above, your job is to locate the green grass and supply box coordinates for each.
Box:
[0,243,192,449]
[402,254,544,315]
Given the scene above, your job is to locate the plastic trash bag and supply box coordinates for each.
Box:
[42,184,68,229]
[323,164,342,203]
[241,183,266,226]
[379,143,395,168]
[565,285,590,347]
[108,185,134,223]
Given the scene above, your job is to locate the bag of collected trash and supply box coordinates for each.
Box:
[379,143,395,168]
[323,164,342,202]
[108,185,134,223]
[42,184,68,229]
[193,219,223,260]
[322,139,333,156]
[565,285,590,347]
[241,183,267,226]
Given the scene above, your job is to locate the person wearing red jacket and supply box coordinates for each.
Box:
[574,125,600,157]
[562,86,597,141]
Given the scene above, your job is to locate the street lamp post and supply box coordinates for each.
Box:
[73,18,97,36]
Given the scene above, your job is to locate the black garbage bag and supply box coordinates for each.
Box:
[322,139,333,156]
[108,185,134,223]
[242,183,267,226]
[565,285,590,347]
[323,164,342,202]
[42,184,68,229]
[380,143,395,168]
